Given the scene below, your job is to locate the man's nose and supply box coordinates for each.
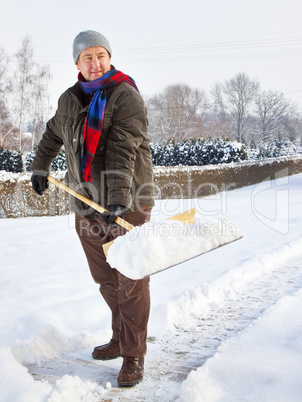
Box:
[91,57,99,68]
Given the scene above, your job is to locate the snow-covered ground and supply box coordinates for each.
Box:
[1,172,302,401]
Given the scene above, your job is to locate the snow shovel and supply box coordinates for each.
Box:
[47,175,242,280]
[47,175,135,232]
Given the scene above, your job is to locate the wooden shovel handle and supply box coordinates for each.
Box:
[47,175,134,232]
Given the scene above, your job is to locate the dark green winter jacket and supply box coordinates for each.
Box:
[31,79,155,217]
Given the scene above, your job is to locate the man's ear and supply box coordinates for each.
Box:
[76,61,80,71]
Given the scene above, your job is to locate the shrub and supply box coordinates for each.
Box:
[150,138,248,166]
[255,139,299,159]
[25,148,67,172]
[0,149,23,173]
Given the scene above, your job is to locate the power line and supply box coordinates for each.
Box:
[115,35,302,55]
[285,90,302,94]
[35,34,302,64]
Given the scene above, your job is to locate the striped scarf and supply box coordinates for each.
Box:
[78,69,139,182]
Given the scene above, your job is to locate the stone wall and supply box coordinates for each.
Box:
[154,156,302,199]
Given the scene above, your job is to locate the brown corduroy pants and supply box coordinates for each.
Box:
[75,210,151,357]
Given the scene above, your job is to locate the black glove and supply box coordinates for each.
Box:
[31,173,49,196]
[101,204,126,226]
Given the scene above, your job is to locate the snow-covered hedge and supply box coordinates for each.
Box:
[150,139,248,166]
[0,171,69,218]
[25,148,67,172]
[1,140,248,173]
[248,139,302,160]
[2,139,301,173]
[0,149,23,173]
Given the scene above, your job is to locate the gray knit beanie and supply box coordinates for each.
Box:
[73,30,112,63]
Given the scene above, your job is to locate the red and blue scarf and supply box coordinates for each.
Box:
[78,69,139,182]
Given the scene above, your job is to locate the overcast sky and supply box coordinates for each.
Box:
[1,0,302,112]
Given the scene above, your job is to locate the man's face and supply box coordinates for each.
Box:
[76,46,111,81]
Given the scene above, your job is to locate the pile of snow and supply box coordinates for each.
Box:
[107,214,242,279]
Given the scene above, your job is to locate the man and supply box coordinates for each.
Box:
[31,30,155,387]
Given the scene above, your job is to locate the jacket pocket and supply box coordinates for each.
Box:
[57,115,75,128]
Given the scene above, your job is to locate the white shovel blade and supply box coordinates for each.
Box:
[106,214,243,280]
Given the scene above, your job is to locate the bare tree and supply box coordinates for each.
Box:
[6,35,52,152]
[255,90,299,142]
[146,83,210,144]
[14,35,35,151]
[31,65,51,148]
[202,112,230,139]
[212,72,259,142]
[0,46,14,148]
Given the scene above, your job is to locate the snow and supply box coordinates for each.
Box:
[1,173,302,401]
[107,215,243,279]
[178,289,302,402]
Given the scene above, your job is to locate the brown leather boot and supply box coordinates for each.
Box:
[117,356,144,387]
[92,339,120,360]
